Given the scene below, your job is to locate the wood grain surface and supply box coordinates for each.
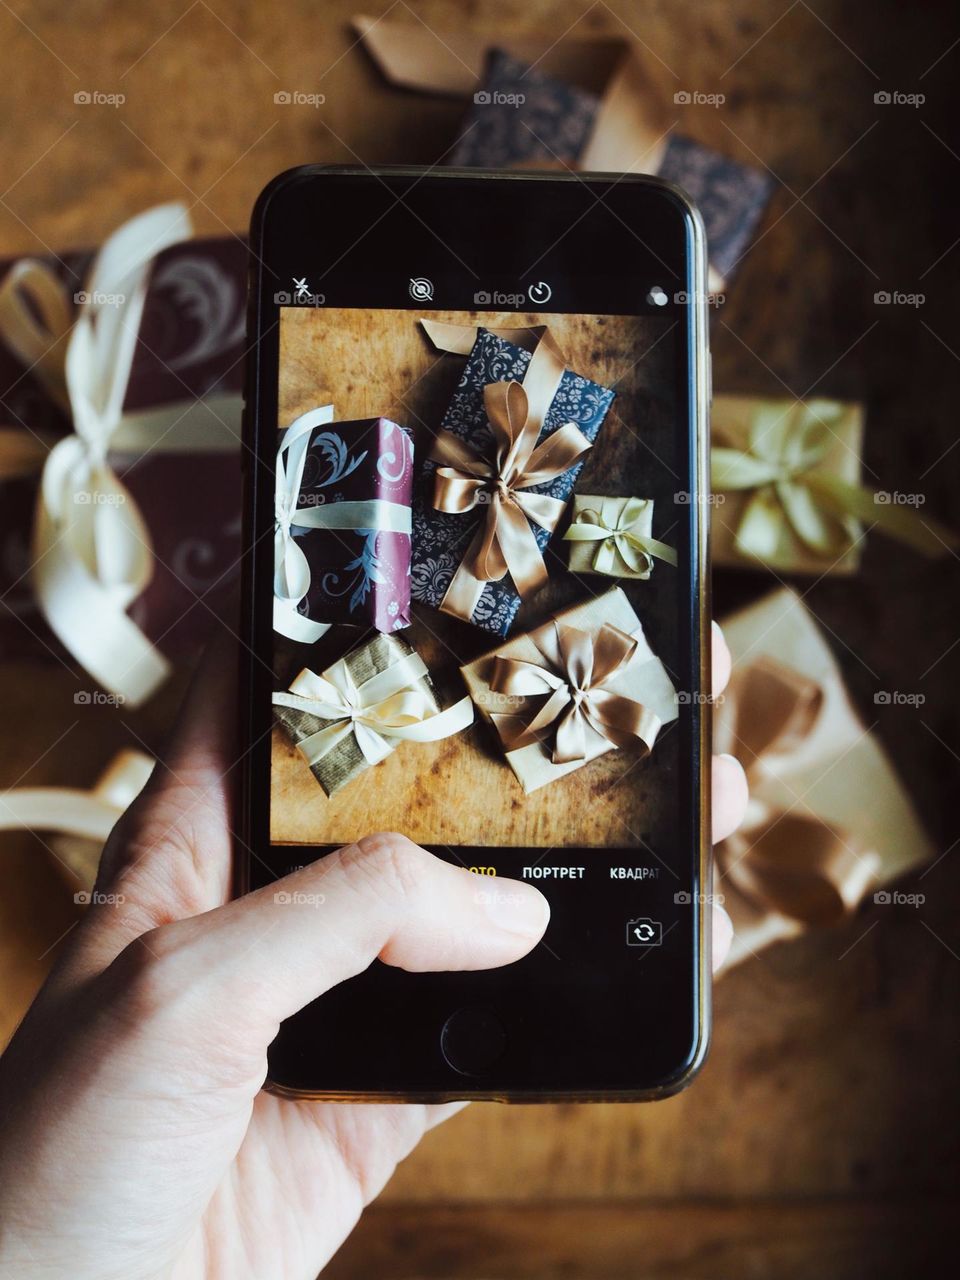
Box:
[1,2,958,1277]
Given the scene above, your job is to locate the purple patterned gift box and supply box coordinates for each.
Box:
[412,325,615,637]
[450,49,774,285]
[274,410,414,641]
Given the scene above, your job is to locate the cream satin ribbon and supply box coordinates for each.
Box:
[425,324,593,622]
[0,204,198,706]
[712,400,957,561]
[488,619,661,764]
[563,497,678,575]
[0,749,154,890]
[273,651,474,769]
[715,655,880,931]
[273,406,413,643]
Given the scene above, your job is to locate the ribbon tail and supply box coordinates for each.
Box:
[806,472,958,558]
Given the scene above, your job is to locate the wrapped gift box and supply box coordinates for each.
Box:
[0,225,246,670]
[460,586,677,793]
[711,394,865,575]
[354,23,774,286]
[412,325,614,636]
[564,494,677,579]
[276,412,414,638]
[273,631,473,796]
[715,587,933,970]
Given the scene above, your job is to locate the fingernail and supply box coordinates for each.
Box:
[482,881,551,938]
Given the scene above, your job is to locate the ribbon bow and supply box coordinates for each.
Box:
[0,203,196,706]
[563,497,678,576]
[0,749,154,893]
[712,399,956,562]
[430,334,592,621]
[273,650,474,769]
[715,655,880,938]
[487,619,661,764]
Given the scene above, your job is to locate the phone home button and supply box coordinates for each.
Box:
[440,1007,507,1076]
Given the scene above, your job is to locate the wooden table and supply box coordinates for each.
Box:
[1,2,958,1275]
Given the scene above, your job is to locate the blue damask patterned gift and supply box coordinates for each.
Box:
[449,49,773,285]
[412,323,615,636]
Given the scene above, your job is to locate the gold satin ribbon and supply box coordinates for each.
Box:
[563,497,678,576]
[715,655,880,930]
[487,619,661,765]
[712,399,957,561]
[273,650,474,770]
[429,330,592,622]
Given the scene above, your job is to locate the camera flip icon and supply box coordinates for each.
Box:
[626,917,663,947]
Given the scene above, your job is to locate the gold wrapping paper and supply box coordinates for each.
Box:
[715,588,933,970]
[273,633,440,797]
[461,587,678,794]
[564,494,677,579]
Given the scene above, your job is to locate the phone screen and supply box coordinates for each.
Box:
[243,169,709,1097]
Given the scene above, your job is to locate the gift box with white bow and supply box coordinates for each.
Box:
[272,632,474,797]
[0,205,246,705]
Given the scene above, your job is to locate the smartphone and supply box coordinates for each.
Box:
[239,166,711,1102]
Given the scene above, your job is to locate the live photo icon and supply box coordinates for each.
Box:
[626,918,663,947]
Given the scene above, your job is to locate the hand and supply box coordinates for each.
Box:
[0,629,746,1280]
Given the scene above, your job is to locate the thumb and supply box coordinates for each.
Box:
[106,833,549,1044]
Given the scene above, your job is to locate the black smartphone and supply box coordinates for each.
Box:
[239,166,711,1102]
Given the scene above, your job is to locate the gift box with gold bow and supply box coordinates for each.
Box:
[715,588,933,970]
[564,495,678,580]
[352,23,773,289]
[274,408,414,642]
[272,632,475,797]
[460,587,677,793]
[411,321,614,636]
[711,395,955,573]
[0,205,246,706]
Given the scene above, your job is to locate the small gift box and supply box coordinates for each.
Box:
[711,395,954,573]
[272,632,474,797]
[564,495,677,579]
[274,409,414,641]
[0,204,246,704]
[353,24,774,287]
[715,588,933,971]
[460,587,677,793]
[412,321,614,636]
